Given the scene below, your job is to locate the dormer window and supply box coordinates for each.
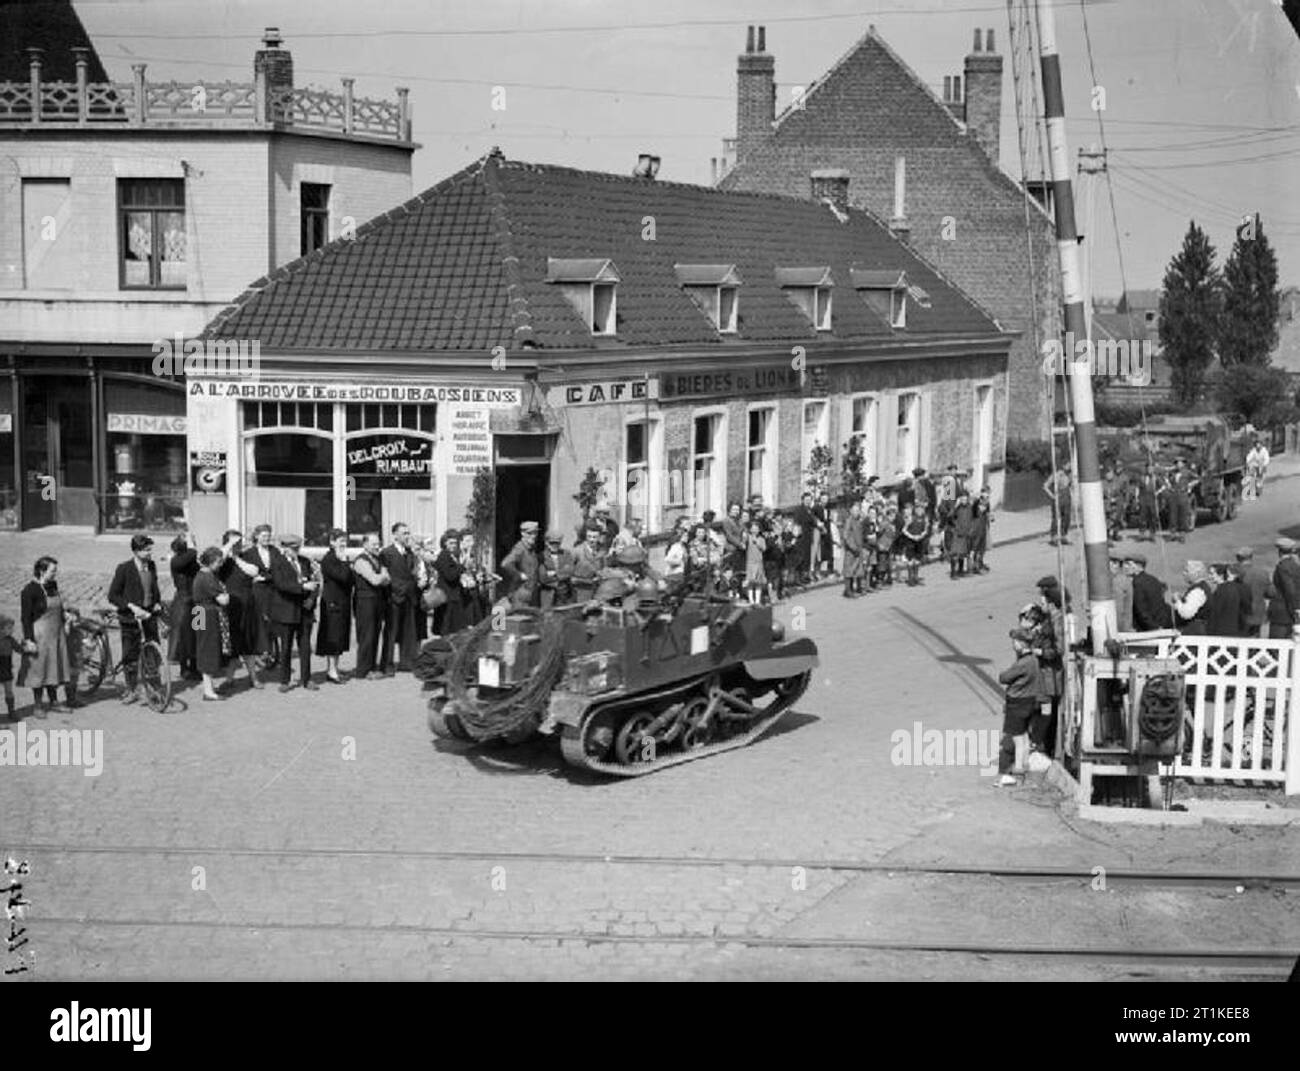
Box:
[776,266,833,331]
[547,257,621,336]
[675,264,742,334]
[853,268,909,329]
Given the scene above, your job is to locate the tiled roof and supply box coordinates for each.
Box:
[205,150,1004,352]
[1118,289,1161,313]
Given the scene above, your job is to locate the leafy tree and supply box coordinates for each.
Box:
[1218,213,1280,367]
[1215,364,1293,427]
[572,466,606,518]
[1158,221,1221,406]
[465,466,496,567]
[805,443,833,497]
[840,436,867,501]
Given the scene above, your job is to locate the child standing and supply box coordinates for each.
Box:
[900,505,930,586]
[0,613,17,720]
[996,628,1041,786]
[744,522,767,604]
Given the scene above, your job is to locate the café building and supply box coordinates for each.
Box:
[201,150,1013,557]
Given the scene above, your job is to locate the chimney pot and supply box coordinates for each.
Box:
[810,168,850,215]
[953,75,962,101]
[746,26,755,53]
[973,29,981,52]
[986,28,996,52]
[263,27,283,48]
[943,76,951,101]
[757,26,766,53]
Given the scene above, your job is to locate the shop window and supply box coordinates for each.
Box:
[104,379,187,531]
[301,182,331,256]
[747,406,776,505]
[119,178,185,289]
[345,431,436,537]
[345,403,436,433]
[0,389,14,529]
[692,412,725,516]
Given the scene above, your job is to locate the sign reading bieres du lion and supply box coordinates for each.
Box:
[658,364,802,401]
[187,380,521,407]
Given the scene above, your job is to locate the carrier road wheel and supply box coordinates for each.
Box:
[613,713,656,765]
[428,695,470,740]
[139,641,171,712]
[773,670,811,704]
[679,696,714,751]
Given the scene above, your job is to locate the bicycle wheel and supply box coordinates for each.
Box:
[73,627,112,696]
[138,641,172,712]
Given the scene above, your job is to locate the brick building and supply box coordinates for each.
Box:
[717,23,1059,445]
[201,149,1013,561]
[0,5,414,532]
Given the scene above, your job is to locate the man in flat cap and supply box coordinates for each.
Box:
[1168,560,1211,636]
[1108,549,1134,632]
[1123,551,1173,632]
[269,533,319,692]
[1235,547,1270,637]
[500,521,541,608]
[1266,537,1300,638]
[538,531,574,609]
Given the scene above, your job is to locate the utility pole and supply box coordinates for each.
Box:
[1078,144,1106,344]
[1036,0,1116,652]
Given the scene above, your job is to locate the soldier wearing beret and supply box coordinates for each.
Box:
[500,521,541,608]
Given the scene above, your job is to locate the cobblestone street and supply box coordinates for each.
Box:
[3,478,1298,980]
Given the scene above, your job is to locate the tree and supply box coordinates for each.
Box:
[465,466,496,567]
[805,443,833,497]
[1218,213,1280,367]
[1158,221,1221,406]
[1215,364,1294,427]
[572,466,606,518]
[840,436,867,501]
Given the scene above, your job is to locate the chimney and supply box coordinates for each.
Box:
[736,24,776,164]
[963,27,1002,164]
[633,153,661,179]
[810,168,850,215]
[890,155,909,238]
[254,26,293,120]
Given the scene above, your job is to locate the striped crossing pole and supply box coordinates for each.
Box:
[1036,0,1115,652]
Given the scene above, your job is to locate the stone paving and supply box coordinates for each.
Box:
[3,469,1299,980]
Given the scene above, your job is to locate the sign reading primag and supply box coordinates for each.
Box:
[188,380,521,407]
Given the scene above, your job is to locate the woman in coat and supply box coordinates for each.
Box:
[216,529,265,690]
[434,531,470,637]
[168,532,200,680]
[192,547,233,702]
[948,493,974,579]
[18,556,74,716]
[315,528,354,684]
[840,502,864,598]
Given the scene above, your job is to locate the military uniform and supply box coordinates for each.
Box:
[500,527,541,608]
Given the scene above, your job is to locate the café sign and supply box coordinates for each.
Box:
[559,379,659,406]
[658,364,802,401]
[189,380,521,407]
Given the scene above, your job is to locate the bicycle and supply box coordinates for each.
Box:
[69,605,172,712]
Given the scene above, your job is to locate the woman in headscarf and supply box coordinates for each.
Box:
[168,531,200,681]
[192,546,234,702]
[18,556,74,716]
[216,529,265,690]
[315,528,354,684]
[435,531,469,637]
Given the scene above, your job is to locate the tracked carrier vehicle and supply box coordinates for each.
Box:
[420,594,818,777]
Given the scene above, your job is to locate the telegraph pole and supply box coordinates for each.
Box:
[1036,0,1115,651]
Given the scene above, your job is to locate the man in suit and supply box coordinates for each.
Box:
[1124,552,1172,632]
[1266,537,1300,639]
[1235,546,1271,637]
[379,522,422,675]
[269,533,319,692]
[570,525,606,603]
[107,534,164,704]
[352,531,390,679]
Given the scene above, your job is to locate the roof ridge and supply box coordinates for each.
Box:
[481,148,535,349]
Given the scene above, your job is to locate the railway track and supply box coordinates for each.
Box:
[11,842,1296,977]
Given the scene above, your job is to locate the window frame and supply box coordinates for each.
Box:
[621,411,662,531]
[300,181,332,257]
[689,406,728,517]
[801,398,829,474]
[117,178,187,291]
[592,282,617,335]
[745,403,778,506]
[848,392,879,478]
[895,391,921,475]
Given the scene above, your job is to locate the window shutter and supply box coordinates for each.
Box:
[919,391,934,471]
[878,393,898,477]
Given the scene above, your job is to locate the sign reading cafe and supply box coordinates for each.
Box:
[188,380,521,407]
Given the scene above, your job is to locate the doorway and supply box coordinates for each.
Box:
[22,379,94,528]
[494,463,550,565]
